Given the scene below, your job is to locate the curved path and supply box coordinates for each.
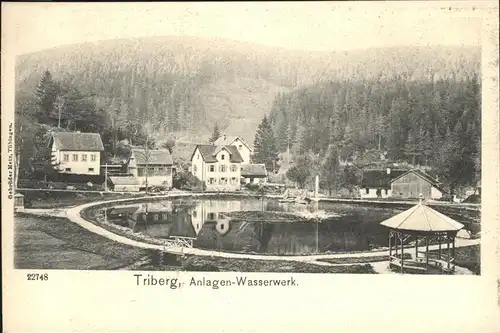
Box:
[52,194,480,263]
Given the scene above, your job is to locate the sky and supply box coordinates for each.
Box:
[2,2,487,56]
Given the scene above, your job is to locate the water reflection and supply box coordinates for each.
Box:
[100,198,405,255]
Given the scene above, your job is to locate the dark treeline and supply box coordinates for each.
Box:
[16,37,479,138]
[268,75,481,194]
[14,37,481,193]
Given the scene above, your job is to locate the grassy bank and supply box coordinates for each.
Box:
[317,253,412,265]
[428,245,480,275]
[19,190,138,209]
[15,214,150,269]
[135,255,377,274]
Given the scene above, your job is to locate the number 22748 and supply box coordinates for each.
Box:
[27,273,49,281]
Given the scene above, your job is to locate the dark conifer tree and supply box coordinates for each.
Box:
[209,123,221,143]
[253,115,280,173]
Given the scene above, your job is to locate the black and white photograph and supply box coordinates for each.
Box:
[9,3,485,275]
[2,2,499,332]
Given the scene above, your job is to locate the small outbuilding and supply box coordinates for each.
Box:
[390,169,445,200]
[107,176,141,192]
[380,201,465,274]
[241,164,268,184]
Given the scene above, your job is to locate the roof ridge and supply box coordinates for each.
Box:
[421,203,433,231]
[394,204,419,229]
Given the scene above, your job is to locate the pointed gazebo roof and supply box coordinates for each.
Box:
[380,202,464,233]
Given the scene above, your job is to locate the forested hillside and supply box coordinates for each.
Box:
[15,36,481,194]
[16,36,479,143]
[267,74,481,194]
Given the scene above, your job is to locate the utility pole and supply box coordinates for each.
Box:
[104,163,108,192]
[145,135,149,194]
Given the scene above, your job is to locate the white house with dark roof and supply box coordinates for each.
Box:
[128,148,174,190]
[190,144,244,191]
[213,134,252,164]
[49,132,104,175]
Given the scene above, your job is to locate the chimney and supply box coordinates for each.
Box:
[223,134,227,141]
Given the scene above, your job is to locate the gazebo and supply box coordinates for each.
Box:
[380,201,465,274]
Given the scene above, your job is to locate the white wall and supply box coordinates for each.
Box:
[192,148,242,191]
[57,150,101,175]
[191,148,205,183]
[431,187,443,199]
[232,138,251,164]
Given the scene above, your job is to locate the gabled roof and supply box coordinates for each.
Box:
[191,145,244,163]
[131,149,173,165]
[360,169,407,189]
[213,135,252,151]
[51,132,104,151]
[380,202,464,232]
[241,164,268,177]
[390,169,445,192]
[108,177,140,186]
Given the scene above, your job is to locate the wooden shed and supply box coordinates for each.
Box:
[108,176,141,192]
[390,169,445,200]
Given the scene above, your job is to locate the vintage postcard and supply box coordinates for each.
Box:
[2,2,499,332]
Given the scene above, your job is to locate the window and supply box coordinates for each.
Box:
[137,168,144,177]
[157,167,165,173]
[385,189,388,195]
[221,154,225,160]
[193,165,197,173]
[63,154,69,162]
[219,177,228,185]
[365,188,369,194]
[220,165,227,172]
[65,168,71,172]
[230,177,237,184]
[82,154,88,161]
[207,212,216,220]
[192,210,197,218]
[218,213,225,219]
[230,165,237,172]
[209,165,215,172]
[239,145,242,149]
[148,167,154,175]
[88,168,94,172]
[208,178,216,184]
[91,154,96,162]
[220,223,224,230]
[72,154,78,162]
[153,214,159,221]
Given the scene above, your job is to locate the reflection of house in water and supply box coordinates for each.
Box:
[107,202,196,239]
[190,200,242,235]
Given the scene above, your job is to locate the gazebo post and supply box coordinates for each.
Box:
[438,234,442,259]
[388,230,392,258]
[415,235,418,260]
[447,233,451,271]
[395,231,398,257]
[400,233,404,273]
[425,236,429,272]
[452,235,456,270]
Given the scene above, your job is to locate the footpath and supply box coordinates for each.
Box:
[17,192,479,275]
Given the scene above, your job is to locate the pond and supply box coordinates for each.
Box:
[93,197,420,255]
